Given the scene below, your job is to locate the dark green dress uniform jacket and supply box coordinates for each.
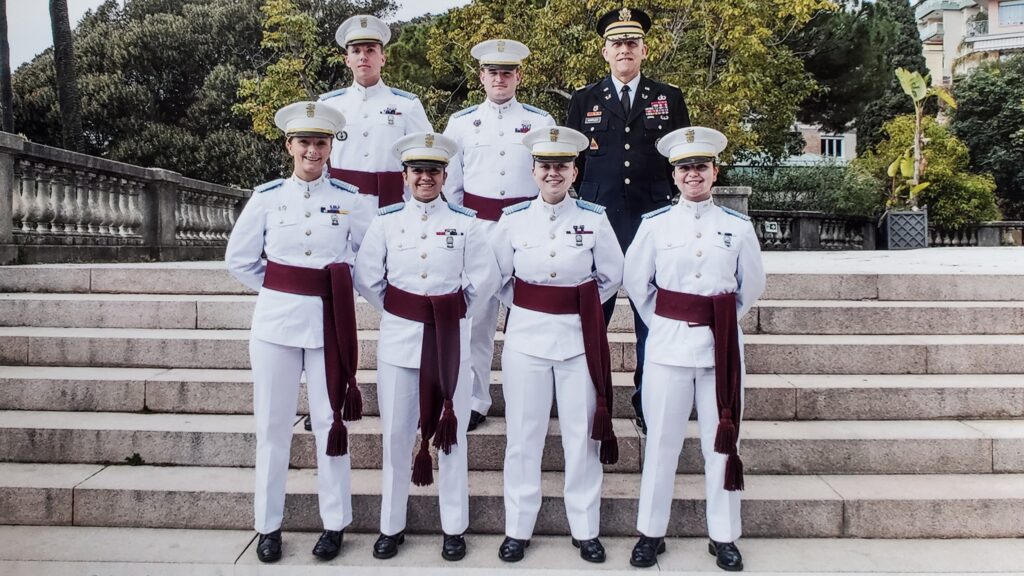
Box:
[566,75,690,252]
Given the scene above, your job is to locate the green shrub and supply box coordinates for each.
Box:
[721,162,884,216]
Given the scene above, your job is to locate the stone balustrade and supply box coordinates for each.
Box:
[931,222,1024,247]
[749,210,877,251]
[0,132,250,264]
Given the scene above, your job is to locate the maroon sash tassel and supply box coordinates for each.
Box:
[384,285,467,486]
[654,289,744,491]
[263,261,362,457]
[327,167,404,208]
[512,277,619,465]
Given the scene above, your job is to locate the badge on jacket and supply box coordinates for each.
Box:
[515,122,532,134]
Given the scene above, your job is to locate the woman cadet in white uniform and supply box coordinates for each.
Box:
[354,132,500,562]
[226,101,375,564]
[490,126,624,564]
[623,126,765,572]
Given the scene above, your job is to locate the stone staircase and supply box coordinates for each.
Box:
[1,252,1024,571]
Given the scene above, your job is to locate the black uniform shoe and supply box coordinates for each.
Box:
[635,416,647,435]
[311,529,343,560]
[442,533,467,561]
[372,532,405,559]
[256,529,282,563]
[708,540,743,572]
[498,536,529,562]
[467,410,487,431]
[303,415,312,431]
[571,537,606,563]
[629,535,665,568]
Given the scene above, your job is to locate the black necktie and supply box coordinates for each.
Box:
[620,85,631,117]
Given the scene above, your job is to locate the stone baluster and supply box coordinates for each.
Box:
[176,190,190,243]
[116,178,131,238]
[49,168,70,236]
[95,175,112,237]
[108,178,126,240]
[33,163,54,234]
[83,173,99,236]
[131,179,145,240]
[73,171,89,237]
[13,160,34,233]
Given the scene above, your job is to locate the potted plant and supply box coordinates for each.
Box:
[879,68,957,249]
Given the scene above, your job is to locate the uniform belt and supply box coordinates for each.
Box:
[382,284,467,487]
[512,278,619,464]
[327,167,404,208]
[654,288,744,491]
[463,191,536,222]
[262,260,362,457]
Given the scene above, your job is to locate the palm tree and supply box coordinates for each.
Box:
[49,0,84,151]
[1,0,14,132]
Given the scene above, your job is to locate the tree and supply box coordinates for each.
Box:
[855,0,930,154]
[0,0,13,132]
[950,55,1024,219]
[49,0,85,151]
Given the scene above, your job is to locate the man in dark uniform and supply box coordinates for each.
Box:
[566,7,690,432]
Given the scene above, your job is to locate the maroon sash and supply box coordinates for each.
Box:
[511,277,619,465]
[654,288,744,491]
[383,284,467,486]
[328,167,404,207]
[463,191,536,222]
[262,260,362,457]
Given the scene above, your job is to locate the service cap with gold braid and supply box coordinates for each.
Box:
[274,101,346,139]
[597,7,652,41]
[392,132,458,168]
[335,14,391,48]
[656,126,728,167]
[471,39,530,71]
[522,126,589,163]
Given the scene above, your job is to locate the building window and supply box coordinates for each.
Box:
[1000,0,1024,26]
[821,137,844,158]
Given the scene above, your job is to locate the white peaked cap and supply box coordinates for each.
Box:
[656,126,728,166]
[471,39,530,68]
[335,14,391,47]
[392,132,459,167]
[522,126,589,161]
[273,101,345,138]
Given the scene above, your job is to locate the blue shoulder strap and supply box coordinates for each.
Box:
[377,202,405,216]
[502,200,532,215]
[390,87,417,100]
[575,199,606,214]
[642,205,672,219]
[451,105,479,119]
[448,202,477,218]
[522,103,550,116]
[329,178,358,194]
[254,179,284,193]
[318,88,347,101]
[720,206,751,221]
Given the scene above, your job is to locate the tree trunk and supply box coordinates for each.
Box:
[0,0,13,132]
[49,0,85,151]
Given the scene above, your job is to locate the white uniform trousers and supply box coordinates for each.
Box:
[251,338,353,533]
[502,349,602,541]
[377,359,472,536]
[636,361,742,542]
[468,294,500,414]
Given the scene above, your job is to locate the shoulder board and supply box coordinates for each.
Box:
[575,199,605,214]
[329,178,358,194]
[451,105,479,119]
[390,87,417,100]
[642,205,672,220]
[720,206,751,221]
[522,103,549,116]
[448,203,476,218]
[377,202,405,216]
[502,200,532,215]
[318,88,347,101]
[254,179,284,194]
[575,81,597,92]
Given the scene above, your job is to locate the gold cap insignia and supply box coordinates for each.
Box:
[425,134,435,147]
[619,8,632,21]
[306,103,316,118]
[685,129,695,143]
[497,40,506,53]
[549,128,559,142]
[359,16,368,28]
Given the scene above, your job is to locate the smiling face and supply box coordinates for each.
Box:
[532,159,577,204]
[285,136,332,181]
[601,38,647,83]
[479,67,521,104]
[404,165,446,203]
[673,161,719,202]
[345,42,386,87]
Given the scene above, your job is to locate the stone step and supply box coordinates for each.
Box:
[3,411,1021,475]
[3,367,1021,421]
[4,327,1024,374]
[5,526,1024,574]
[4,462,1024,538]
[755,300,1024,335]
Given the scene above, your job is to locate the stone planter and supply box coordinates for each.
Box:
[880,209,929,250]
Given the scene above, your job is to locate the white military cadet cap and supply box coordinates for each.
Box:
[335,14,391,48]
[656,126,728,166]
[522,126,589,162]
[471,39,530,69]
[393,132,458,167]
[273,101,345,138]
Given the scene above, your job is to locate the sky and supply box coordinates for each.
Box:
[6,0,469,69]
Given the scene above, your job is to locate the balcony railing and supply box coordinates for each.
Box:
[920,21,945,41]
[967,20,989,37]
[915,0,958,22]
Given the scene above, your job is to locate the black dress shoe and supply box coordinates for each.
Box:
[372,532,404,559]
[708,540,743,572]
[303,415,312,431]
[311,529,343,560]
[442,533,467,561]
[571,537,606,563]
[256,529,282,563]
[498,536,529,562]
[467,410,487,431]
[630,535,665,568]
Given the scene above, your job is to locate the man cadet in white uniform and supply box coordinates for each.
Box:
[226,101,375,563]
[442,38,555,430]
[492,126,624,564]
[623,127,764,572]
[354,132,500,562]
[320,14,432,210]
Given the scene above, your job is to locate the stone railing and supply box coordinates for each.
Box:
[930,222,1024,247]
[749,210,876,251]
[0,132,250,264]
